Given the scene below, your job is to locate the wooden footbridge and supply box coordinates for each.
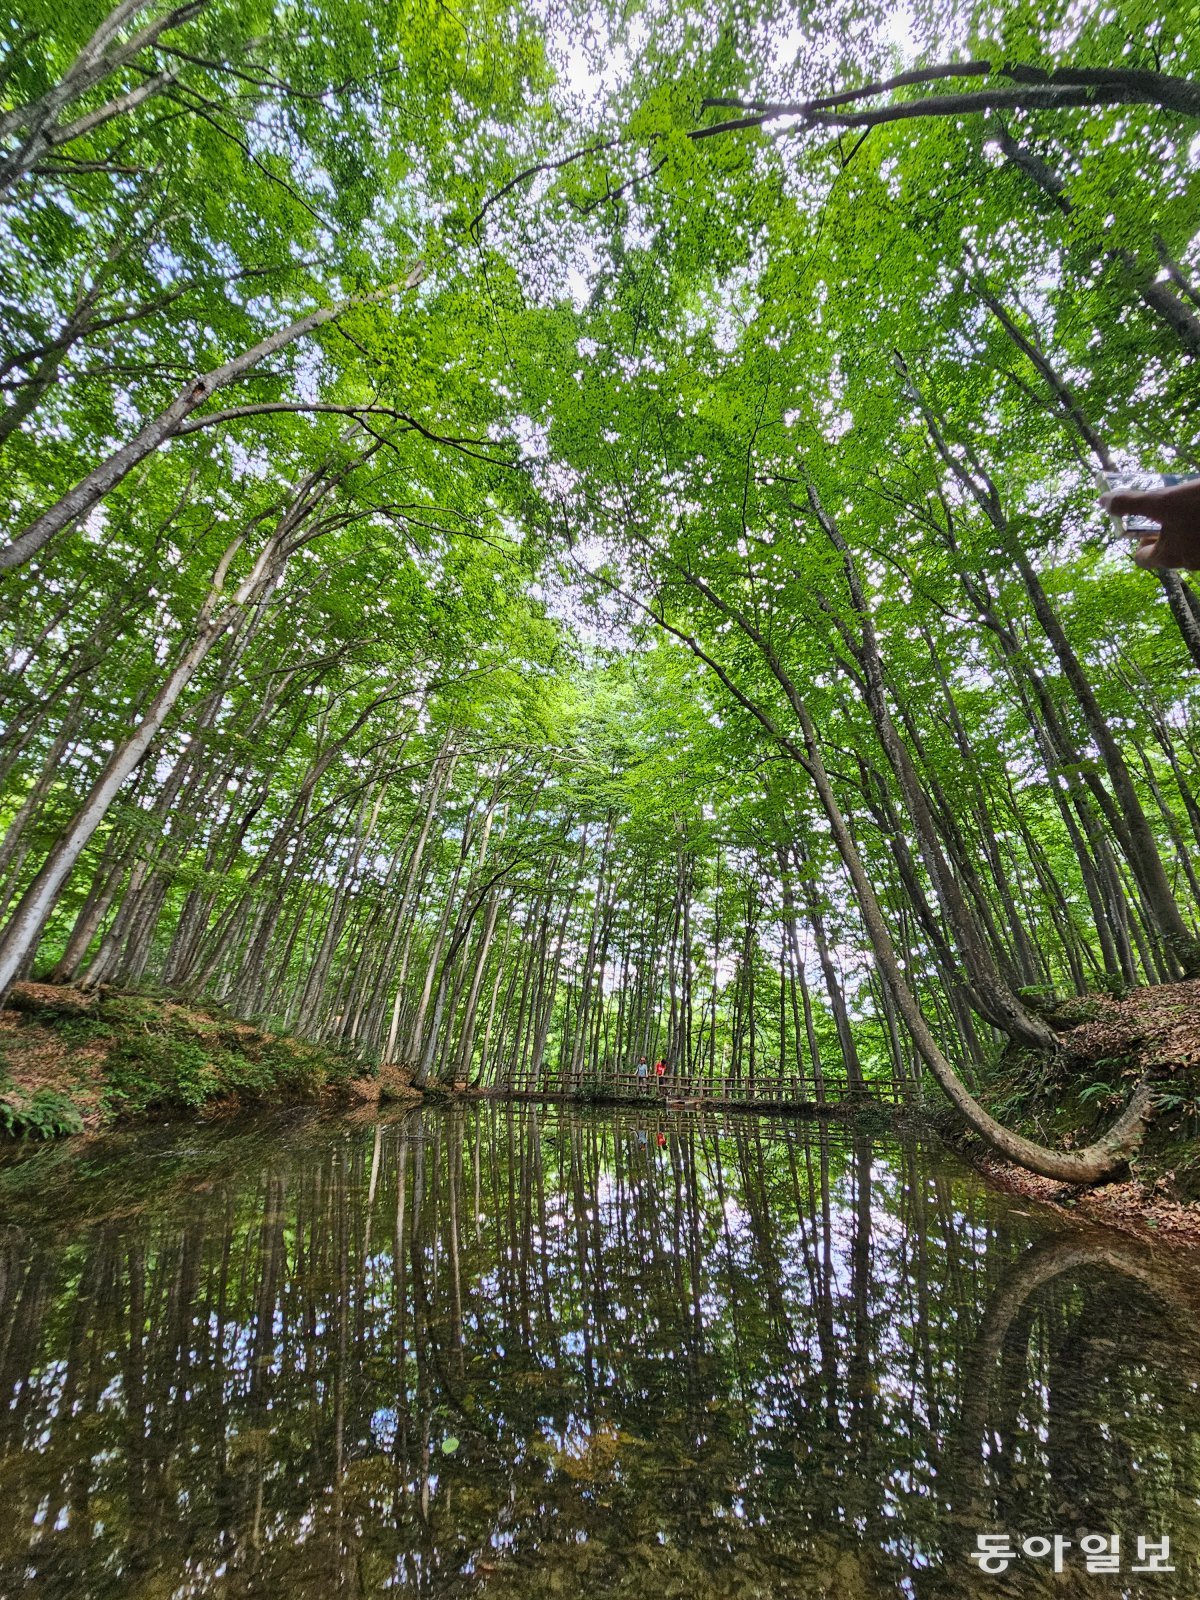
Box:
[493,1068,907,1110]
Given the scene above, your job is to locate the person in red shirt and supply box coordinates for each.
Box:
[654,1059,666,1096]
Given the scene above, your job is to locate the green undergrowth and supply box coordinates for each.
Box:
[0,1088,84,1140]
[976,992,1200,1200]
[0,984,364,1138]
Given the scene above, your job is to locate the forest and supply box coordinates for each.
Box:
[1,0,1199,1182]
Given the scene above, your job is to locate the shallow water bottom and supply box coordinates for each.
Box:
[0,1102,1197,1596]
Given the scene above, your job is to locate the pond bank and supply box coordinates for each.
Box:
[932,977,1200,1248]
[5,977,1200,1248]
[0,981,412,1137]
[969,1155,1200,1249]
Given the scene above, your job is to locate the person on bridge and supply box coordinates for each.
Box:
[654,1058,667,1095]
[636,1056,649,1091]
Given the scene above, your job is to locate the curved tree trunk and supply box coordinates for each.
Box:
[808,481,1058,1050]
[654,594,1154,1184]
[793,696,1153,1183]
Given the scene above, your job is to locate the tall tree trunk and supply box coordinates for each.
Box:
[655,595,1153,1182]
[808,480,1057,1047]
[903,359,1200,976]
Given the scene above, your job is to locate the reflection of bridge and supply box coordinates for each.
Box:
[495,1068,908,1109]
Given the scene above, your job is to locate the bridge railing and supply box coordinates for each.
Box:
[494,1069,908,1104]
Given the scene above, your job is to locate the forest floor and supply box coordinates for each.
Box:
[972,1159,1200,1248]
[0,981,417,1137]
[960,977,1200,1248]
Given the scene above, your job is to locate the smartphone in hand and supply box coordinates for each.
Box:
[1097,470,1200,534]
[1096,470,1200,568]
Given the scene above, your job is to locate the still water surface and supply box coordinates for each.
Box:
[0,1104,1197,1597]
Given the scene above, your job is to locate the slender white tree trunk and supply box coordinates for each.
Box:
[382,747,456,1063]
[0,620,225,994]
[0,455,345,994]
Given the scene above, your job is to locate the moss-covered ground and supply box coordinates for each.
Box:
[0,981,386,1138]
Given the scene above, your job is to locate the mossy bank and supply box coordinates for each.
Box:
[0,982,415,1138]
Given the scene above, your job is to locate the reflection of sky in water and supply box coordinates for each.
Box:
[0,1104,1196,1597]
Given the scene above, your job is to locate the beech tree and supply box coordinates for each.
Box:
[1,0,1197,1182]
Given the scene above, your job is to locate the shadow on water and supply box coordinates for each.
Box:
[0,1103,1197,1597]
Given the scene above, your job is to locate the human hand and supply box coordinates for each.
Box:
[1100,478,1200,569]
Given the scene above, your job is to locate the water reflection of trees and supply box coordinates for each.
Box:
[0,1106,1197,1598]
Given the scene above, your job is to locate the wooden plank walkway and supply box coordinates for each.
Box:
[491,1069,907,1108]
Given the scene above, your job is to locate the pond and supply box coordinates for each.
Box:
[0,1103,1196,1597]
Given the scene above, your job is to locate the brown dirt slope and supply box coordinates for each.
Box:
[972,978,1200,1248]
[1056,977,1200,1077]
